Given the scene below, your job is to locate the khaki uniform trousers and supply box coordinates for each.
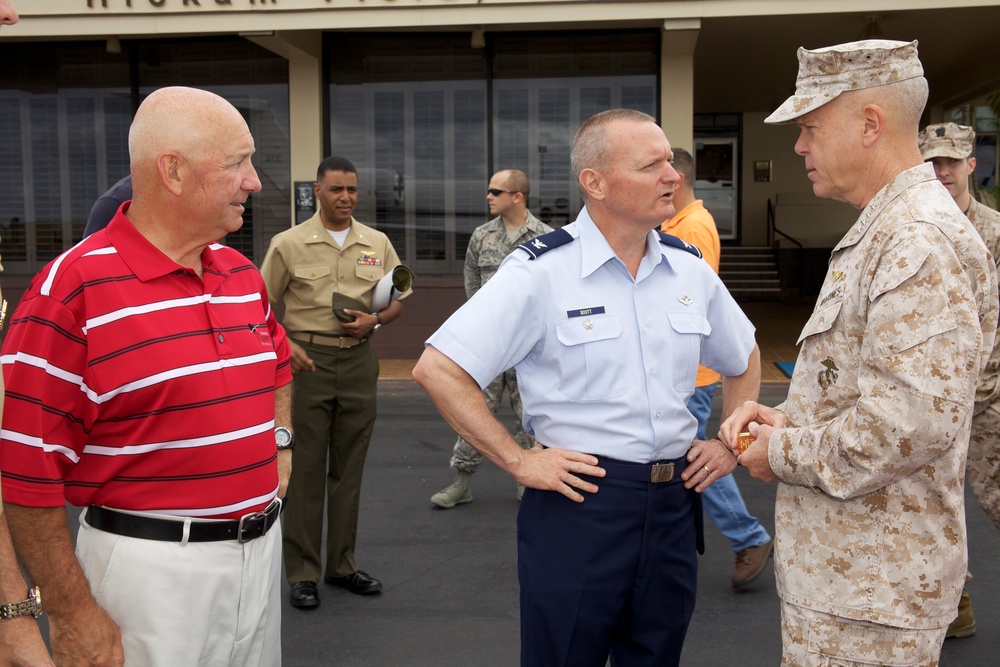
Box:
[283,337,379,584]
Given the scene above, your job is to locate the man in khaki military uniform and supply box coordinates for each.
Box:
[721,40,998,665]
[431,169,552,508]
[919,121,1000,639]
[261,156,411,609]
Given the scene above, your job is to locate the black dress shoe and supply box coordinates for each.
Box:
[324,570,383,595]
[290,581,320,609]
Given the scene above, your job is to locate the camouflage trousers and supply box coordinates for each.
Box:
[450,368,534,473]
[969,402,1000,529]
[780,601,946,667]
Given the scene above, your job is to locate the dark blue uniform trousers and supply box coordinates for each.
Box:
[517,457,699,667]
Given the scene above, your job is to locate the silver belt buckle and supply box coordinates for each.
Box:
[237,500,280,544]
[650,462,674,483]
[238,510,265,543]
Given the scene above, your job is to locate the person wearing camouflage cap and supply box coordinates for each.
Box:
[919,121,1000,640]
[919,122,1000,255]
[721,40,998,665]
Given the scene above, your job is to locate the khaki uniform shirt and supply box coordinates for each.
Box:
[967,197,1000,528]
[260,212,410,336]
[770,164,998,629]
[464,212,552,298]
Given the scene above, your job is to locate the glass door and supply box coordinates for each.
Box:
[694,137,738,241]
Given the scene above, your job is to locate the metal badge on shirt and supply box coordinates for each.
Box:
[567,307,605,331]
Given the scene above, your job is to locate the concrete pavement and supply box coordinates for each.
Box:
[278,380,1000,666]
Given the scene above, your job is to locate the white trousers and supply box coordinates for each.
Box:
[77,509,283,667]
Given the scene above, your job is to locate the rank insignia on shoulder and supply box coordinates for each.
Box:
[656,231,702,258]
[518,228,575,259]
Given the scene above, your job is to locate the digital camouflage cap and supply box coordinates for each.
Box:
[766,39,924,125]
[918,122,975,161]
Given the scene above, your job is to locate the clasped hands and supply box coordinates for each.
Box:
[718,401,786,482]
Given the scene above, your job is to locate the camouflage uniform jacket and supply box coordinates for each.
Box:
[464,212,553,298]
[770,163,998,629]
[967,196,1000,529]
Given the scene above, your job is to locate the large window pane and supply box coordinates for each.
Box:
[327,30,657,273]
[0,42,131,272]
[0,37,288,275]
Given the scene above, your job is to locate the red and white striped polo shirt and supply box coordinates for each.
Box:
[0,207,292,520]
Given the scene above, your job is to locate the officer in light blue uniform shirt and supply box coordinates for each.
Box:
[414,109,760,667]
[427,205,755,464]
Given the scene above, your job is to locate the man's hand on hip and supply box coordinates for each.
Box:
[512,444,605,503]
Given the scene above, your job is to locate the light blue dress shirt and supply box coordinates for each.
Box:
[427,206,756,463]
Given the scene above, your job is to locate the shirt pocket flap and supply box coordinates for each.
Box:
[355,265,383,283]
[555,314,622,346]
[666,310,712,336]
[869,236,931,299]
[295,265,332,281]
[796,299,842,345]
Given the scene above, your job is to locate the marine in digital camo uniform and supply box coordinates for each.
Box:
[721,40,998,666]
[919,121,1000,639]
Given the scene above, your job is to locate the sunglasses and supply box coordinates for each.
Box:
[487,188,519,197]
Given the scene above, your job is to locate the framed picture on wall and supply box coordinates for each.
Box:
[754,160,772,182]
[294,182,316,224]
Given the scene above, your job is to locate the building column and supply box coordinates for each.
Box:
[246,31,324,229]
[660,19,700,155]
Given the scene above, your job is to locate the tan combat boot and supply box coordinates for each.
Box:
[431,470,473,509]
[946,587,975,639]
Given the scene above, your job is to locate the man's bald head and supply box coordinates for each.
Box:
[129,87,249,194]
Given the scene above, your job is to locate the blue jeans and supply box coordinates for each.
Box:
[687,383,771,553]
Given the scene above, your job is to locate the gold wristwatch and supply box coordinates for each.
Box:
[0,586,42,620]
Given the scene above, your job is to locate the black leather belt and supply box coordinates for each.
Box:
[596,456,686,484]
[85,499,282,544]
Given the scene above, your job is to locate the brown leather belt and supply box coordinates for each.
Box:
[290,332,366,349]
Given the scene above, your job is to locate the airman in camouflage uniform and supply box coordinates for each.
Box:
[919,121,1000,638]
[431,169,553,508]
[721,40,999,666]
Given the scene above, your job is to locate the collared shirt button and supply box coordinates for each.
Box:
[218,334,224,343]
[655,411,662,418]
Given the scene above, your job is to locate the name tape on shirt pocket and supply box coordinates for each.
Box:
[567,307,605,318]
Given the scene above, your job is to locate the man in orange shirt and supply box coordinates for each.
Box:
[662,148,772,588]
